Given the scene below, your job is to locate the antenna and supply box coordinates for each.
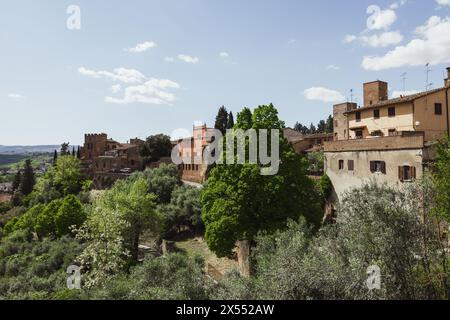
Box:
[350,89,354,103]
[401,72,407,94]
[425,63,432,91]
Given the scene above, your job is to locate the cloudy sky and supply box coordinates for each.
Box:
[1,0,450,145]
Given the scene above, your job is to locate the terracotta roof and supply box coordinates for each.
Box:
[345,86,448,114]
[283,128,304,142]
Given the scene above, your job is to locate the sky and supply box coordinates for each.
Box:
[1,0,450,145]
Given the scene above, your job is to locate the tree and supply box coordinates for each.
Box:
[71,147,76,157]
[326,115,334,133]
[214,106,229,134]
[227,111,235,129]
[234,107,253,130]
[53,150,58,165]
[76,146,81,159]
[12,170,21,191]
[35,199,62,238]
[201,104,322,274]
[53,156,83,196]
[88,177,162,262]
[60,143,70,156]
[54,195,86,237]
[19,159,35,196]
[159,185,203,237]
[317,120,327,133]
[139,134,172,165]
[309,123,317,134]
[432,138,450,222]
[131,164,181,204]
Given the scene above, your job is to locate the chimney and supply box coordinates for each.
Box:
[363,80,388,107]
[445,67,450,87]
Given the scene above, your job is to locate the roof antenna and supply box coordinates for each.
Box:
[401,72,407,95]
[425,63,432,91]
[350,88,354,103]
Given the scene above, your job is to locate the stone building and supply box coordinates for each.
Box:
[283,128,333,154]
[324,67,450,204]
[79,133,144,188]
[175,124,215,184]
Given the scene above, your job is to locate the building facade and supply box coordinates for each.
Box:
[324,67,450,203]
[79,133,144,188]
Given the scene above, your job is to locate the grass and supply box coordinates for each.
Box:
[174,236,239,278]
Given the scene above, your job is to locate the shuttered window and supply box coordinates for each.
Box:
[370,161,386,174]
[399,166,416,182]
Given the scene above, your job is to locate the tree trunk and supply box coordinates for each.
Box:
[236,240,250,277]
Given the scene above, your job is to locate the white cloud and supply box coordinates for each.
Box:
[79,67,179,105]
[177,54,199,64]
[111,84,122,93]
[7,93,25,99]
[124,41,156,53]
[390,0,408,10]
[304,87,345,103]
[219,52,229,58]
[78,67,147,83]
[360,31,403,47]
[343,34,357,43]
[164,56,174,62]
[366,6,397,30]
[105,79,180,105]
[392,90,420,98]
[362,16,450,70]
[437,0,450,6]
[327,65,341,70]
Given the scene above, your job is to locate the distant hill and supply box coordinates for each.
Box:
[0,145,78,155]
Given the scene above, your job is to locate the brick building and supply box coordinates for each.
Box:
[79,133,144,188]
[324,67,450,204]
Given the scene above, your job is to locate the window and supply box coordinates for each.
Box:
[370,161,386,174]
[388,129,397,137]
[344,129,347,138]
[130,160,135,166]
[371,130,383,137]
[355,111,361,122]
[399,166,416,182]
[374,109,380,119]
[355,129,363,139]
[339,160,344,170]
[435,103,443,115]
[388,107,396,117]
[334,120,338,127]
[348,160,354,171]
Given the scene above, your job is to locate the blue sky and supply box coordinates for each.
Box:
[1,0,450,145]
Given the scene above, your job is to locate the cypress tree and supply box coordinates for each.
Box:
[20,159,35,196]
[227,111,235,129]
[53,150,58,166]
[12,170,22,191]
[76,146,81,159]
[214,106,229,135]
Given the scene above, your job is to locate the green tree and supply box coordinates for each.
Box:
[12,170,21,191]
[201,104,322,272]
[53,155,83,196]
[20,159,35,196]
[326,115,334,133]
[214,106,229,135]
[60,142,70,156]
[54,195,86,237]
[139,134,172,165]
[131,164,181,204]
[234,107,253,130]
[433,138,450,222]
[227,111,235,129]
[53,150,58,165]
[34,199,62,238]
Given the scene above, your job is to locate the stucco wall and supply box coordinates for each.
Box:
[413,88,449,141]
[348,103,414,139]
[325,148,423,202]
